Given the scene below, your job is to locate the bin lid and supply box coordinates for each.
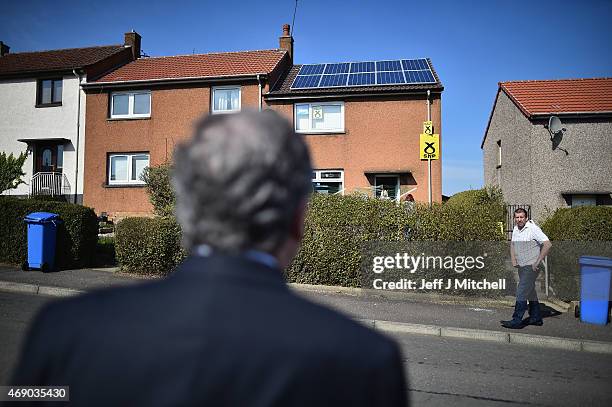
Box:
[579,256,612,268]
[24,212,60,223]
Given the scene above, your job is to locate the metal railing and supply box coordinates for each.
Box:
[30,172,71,197]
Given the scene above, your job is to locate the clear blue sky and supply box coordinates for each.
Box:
[2,0,611,195]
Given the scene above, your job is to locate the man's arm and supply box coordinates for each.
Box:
[371,341,408,407]
[510,241,518,267]
[533,240,552,270]
[532,225,552,271]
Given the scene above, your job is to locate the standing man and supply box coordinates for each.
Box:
[502,208,552,329]
[11,110,408,406]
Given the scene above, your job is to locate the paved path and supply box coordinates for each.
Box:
[1,291,611,406]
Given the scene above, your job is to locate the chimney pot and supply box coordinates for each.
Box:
[0,41,10,57]
[279,24,294,63]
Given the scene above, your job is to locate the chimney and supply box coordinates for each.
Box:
[124,30,141,60]
[0,41,9,57]
[279,24,294,62]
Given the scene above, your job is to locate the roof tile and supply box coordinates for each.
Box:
[0,45,127,75]
[501,78,612,116]
[94,49,287,83]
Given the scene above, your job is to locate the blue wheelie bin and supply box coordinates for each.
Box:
[23,212,61,272]
[579,256,612,325]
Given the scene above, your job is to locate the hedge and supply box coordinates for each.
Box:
[541,206,612,301]
[0,196,98,268]
[114,190,508,290]
[285,192,506,289]
[115,217,185,276]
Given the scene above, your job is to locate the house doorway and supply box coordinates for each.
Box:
[35,144,63,173]
[375,175,399,200]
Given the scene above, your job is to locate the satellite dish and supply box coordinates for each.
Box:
[547,116,569,155]
[548,116,566,136]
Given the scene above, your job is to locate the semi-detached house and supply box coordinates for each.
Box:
[0,33,140,203]
[81,25,444,217]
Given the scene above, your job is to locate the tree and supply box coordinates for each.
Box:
[0,151,27,194]
[140,163,176,217]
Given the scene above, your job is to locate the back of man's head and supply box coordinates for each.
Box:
[173,109,312,254]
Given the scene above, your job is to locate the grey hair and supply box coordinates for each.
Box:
[173,109,312,253]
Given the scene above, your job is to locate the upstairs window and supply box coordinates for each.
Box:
[212,86,241,113]
[111,91,151,118]
[496,140,502,168]
[294,102,344,133]
[37,78,62,106]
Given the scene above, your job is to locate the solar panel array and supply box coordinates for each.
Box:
[291,58,436,90]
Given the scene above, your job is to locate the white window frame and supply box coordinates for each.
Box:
[312,169,344,195]
[108,153,150,185]
[294,102,345,134]
[496,140,502,168]
[110,91,151,119]
[211,86,241,114]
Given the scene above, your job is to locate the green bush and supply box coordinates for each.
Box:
[285,193,506,288]
[0,196,98,268]
[541,206,612,301]
[0,151,27,193]
[115,217,185,276]
[140,163,175,217]
[541,206,612,241]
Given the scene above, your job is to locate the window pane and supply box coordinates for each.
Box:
[313,182,341,195]
[133,93,150,115]
[312,104,342,130]
[112,94,129,115]
[57,145,63,170]
[131,154,150,181]
[53,80,62,103]
[214,88,240,111]
[295,104,309,130]
[110,156,128,181]
[41,80,52,104]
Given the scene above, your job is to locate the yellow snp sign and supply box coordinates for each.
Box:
[420,133,440,160]
[423,121,433,135]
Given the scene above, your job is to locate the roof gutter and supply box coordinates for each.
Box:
[82,73,268,90]
[264,89,443,101]
[530,111,612,119]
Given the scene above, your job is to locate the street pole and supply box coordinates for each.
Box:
[427,90,432,205]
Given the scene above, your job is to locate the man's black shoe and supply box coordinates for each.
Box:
[522,318,544,326]
[501,320,525,329]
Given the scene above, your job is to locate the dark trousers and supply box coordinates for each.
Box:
[512,265,542,322]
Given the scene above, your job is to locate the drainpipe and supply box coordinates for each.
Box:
[257,74,262,111]
[427,89,432,205]
[72,69,82,204]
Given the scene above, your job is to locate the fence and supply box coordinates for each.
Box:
[30,172,71,198]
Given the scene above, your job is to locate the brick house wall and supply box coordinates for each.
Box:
[83,83,261,216]
[267,95,442,202]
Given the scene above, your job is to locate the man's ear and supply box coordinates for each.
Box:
[289,199,308,241]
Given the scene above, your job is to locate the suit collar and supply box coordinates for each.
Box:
[175,253,287,290]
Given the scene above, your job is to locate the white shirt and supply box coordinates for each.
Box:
[511,220,549,266]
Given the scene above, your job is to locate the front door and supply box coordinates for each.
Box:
[35,145,58,173]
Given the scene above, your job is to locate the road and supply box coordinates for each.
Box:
[1,291,611,406]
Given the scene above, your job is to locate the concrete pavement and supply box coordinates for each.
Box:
[1,264,611,355]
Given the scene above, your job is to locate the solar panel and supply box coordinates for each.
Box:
[348,73,375,86]
[377,71,405,84]
[292,75,321,88]
[291,58,436,89]
[350,61,375,73]
[324,63,350,74]
[299,64,325,75]
[376,60,402,72]
[319,74,349,87]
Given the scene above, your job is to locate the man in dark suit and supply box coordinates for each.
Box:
[11,110,408,406]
